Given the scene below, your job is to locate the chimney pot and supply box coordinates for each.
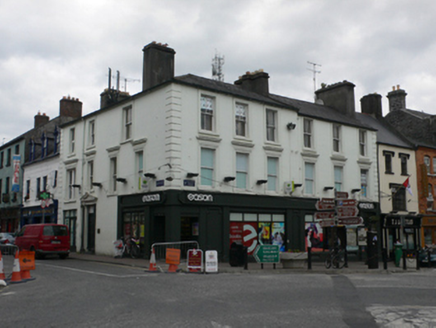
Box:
[142,41,175,91]
[315,81,356,117]
[60,96,82,118]
[234,70,270,96]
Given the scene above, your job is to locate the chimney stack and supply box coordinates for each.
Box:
[34,112,50,128]
[60,96,82,118]
[315,81,356,117]
[360,93,382,117]
[142,41,175,91]
[234,69,269,96]
[387,85,407,112]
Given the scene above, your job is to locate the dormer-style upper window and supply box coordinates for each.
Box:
[333,124,341,152]
[201,95,214,132]
[235,103,247,137]
[266,109,277,142]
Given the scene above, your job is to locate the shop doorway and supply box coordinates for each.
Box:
[122,212,145,256]
[205,209,223,259]
[181,217,199,242]
[151,216,165,245]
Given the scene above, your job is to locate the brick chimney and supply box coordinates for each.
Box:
[234,70,269,96]
[142,41,175,91]
[100,89,130,109]
[34,112,50,128]
[60,96,82,118]
[360,93,382,117]
[387,85,407,112]
[315,81,356,117]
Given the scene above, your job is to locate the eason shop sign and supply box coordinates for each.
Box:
[187,193,214,202]
[142,194,160,203]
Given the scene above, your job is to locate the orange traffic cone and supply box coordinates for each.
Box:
[10,251,24,284]
[148,248,157,272]
[0,251,6,280]
[20,267,35,281]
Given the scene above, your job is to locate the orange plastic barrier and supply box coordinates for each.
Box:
[19,251,35,281]
[166,248,180,273]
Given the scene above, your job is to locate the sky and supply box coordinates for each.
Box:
[2,0,436,144]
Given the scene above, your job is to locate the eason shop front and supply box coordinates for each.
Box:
[117,190,318,261]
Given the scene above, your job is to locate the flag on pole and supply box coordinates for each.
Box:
[403,177,413,196]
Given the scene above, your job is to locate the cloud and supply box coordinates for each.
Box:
[2,0,436,142]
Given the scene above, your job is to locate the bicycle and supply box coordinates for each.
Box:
[114,237,140,258]
[325,247,345,269]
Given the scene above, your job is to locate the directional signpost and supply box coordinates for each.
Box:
[314,211,335,221]
[338,217,364,226]
[315,198,335,211]
[253,245,280,269]
[319,219,336,228]
[337,206,359,217]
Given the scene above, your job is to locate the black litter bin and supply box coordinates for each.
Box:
[229,242,247,267]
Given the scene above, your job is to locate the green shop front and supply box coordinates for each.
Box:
[117,190,318,261]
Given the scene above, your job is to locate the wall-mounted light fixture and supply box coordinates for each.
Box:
[287,122,296,130]
[351,188,361,193]
[71,184,81,189]
[92,182,102,187]
[158,163,172,170]
[257,179,268,185]
[223,176,235,182]
[186,173,199,178]
[116,178,127,183]
[144,173,156,179]
[323,186,334,191]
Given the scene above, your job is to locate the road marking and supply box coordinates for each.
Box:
[0,292,16,296]
[356,285,436,290]
[39,263,157,278]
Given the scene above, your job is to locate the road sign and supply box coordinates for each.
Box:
[337,199,357,207]
[205,250,219,273]
[187,249,203,272]
[314,211,335,220]
[315,198,335,210]
[253,245,280,264]
[337,206,359,217]
[335,191,349,199]
[337,217,364,226]
[319,219,336,228]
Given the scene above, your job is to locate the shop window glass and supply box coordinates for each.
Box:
[229,212,286,254]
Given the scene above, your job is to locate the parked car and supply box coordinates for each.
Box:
[418,246,436,267]
[15,224,70,259]
[0,232,15,245]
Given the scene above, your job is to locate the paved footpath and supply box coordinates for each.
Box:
[69,252,420,274]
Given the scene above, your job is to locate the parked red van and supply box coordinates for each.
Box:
[15,224,70,259]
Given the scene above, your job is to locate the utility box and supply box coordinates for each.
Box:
[394,243,403,267]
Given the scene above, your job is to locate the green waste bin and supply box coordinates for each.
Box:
[394,243,403,267]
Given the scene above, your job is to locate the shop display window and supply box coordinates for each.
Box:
[230,213,285,255]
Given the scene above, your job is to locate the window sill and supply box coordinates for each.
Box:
[301,148,319,158]
[197,133,222,143]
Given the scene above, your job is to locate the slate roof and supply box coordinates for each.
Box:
[355,113,414,149]
[174,74,375,131]
[385,108,436,149]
